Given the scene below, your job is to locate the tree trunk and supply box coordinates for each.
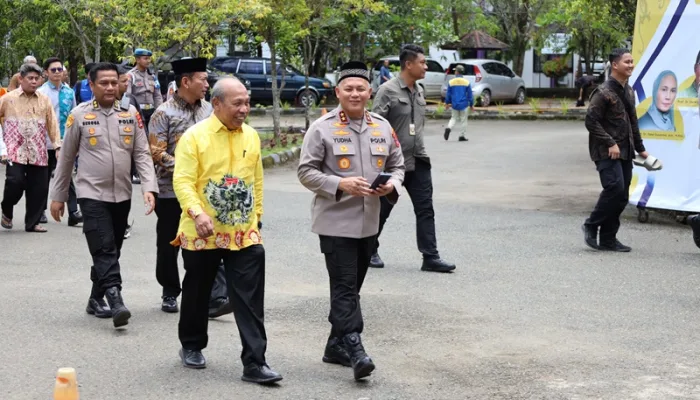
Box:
[451,2,460,37]
[268,34,281,137]
[94,27,101,63]
[350,31,365,61]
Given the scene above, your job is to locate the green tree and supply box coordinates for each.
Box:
[536,0,628,74]
[488,0,553,76]
[246,0,308,136]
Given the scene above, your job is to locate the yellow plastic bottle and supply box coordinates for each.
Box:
[53,367,79,400]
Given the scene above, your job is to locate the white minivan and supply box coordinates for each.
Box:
[371,56,445,98]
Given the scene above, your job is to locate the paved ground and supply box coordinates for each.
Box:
[2,120,700,400]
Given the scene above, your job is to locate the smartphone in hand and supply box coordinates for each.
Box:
[370,172,392,190]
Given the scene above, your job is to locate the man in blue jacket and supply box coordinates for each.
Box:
[443,65,474,141]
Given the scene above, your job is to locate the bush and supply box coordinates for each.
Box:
[542,57,570,79]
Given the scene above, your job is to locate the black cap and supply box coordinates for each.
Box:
[171,58,208,75]
[338,61,371,84]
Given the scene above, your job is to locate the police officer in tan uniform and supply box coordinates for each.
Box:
[50,62,158,329]
[127,48,163,184]
[127,48,163,125]
[298,61,405,381]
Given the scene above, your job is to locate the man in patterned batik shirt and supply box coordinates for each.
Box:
[38,57,82,227]
[149,57,232,317]
[1,63,60,233]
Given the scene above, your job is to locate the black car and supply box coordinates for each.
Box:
[209,56,332,106]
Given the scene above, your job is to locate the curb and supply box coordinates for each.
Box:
[248,107,586,121]
[261,146,301,169]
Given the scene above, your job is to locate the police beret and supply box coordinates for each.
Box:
[134,48,153,57]
[338,61,371,84]
[172,57,208,75]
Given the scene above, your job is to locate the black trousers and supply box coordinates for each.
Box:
[320,235,376,339]
[585,159,633,245]
[376,158,439,258]
[179,246,267,366]
[155,197,228,301]
[45,150,78,214]
[79,198,131,297]
[1,163,49,230]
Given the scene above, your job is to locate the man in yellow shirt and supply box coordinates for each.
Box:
[171,77,282,384]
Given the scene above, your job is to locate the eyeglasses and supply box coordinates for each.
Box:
[49,67,64,73]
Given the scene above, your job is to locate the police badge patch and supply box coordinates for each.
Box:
[204,175,254,226]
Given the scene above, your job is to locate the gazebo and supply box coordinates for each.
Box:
[441,30,508,59]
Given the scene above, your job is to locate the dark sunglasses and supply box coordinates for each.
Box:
[49,67,64,73]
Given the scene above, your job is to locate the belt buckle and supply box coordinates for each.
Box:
[142,104,153,110]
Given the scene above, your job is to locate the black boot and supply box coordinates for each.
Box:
[689,215,700,249]
[421,257,456,273]
[242,363,283,384]
[208,297,233,319]
[85,297,112,318]
[581,223,598,249]
[443,128,451,140]
[68,211,83,227]
[105,287,131,328]
[369,252,384,268]
[342,333,375,381]
[323,337,351,367]
[161,296,178,313]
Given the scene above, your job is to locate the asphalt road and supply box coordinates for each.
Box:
[2,120,700,400]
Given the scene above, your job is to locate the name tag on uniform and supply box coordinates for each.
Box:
[409,123,416,136]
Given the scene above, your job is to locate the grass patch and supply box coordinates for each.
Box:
[259,132,303,157]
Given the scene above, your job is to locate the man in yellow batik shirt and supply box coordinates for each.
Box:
[171,77,282,384]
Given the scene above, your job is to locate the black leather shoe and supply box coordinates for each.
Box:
[323,337,351,367]
[421,257,456,273]
[208,298,233,319]
[242,363,283,384]
[443,128,451,140]
[68,211,83,227]
[458,136,468,141]
[179,348,206,369]
[599,239,631,252]
[369,252,384,268]
[40,213,48,224]
[582,224,598,250]
[689,215,700,249]
[342,333,375,381]
[105,287,131,328]
[161,296,178,313]
[85,298,112,318]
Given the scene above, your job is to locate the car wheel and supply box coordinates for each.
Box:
[297,90,319,107]
[479,90,491,107]
[515,87,526,105]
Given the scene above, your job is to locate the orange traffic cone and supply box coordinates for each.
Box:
[54,368,79,400]
[321,108,328,115]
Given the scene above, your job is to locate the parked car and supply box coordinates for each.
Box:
[208,56,332,106]
[440,60,526,107]
[157,69,251,102]
[371,56,446,98]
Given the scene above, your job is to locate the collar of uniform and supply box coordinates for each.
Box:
[336,108,370,124]
[210,113,243,134]
[173,92,202,111]
[397,75,419,92]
